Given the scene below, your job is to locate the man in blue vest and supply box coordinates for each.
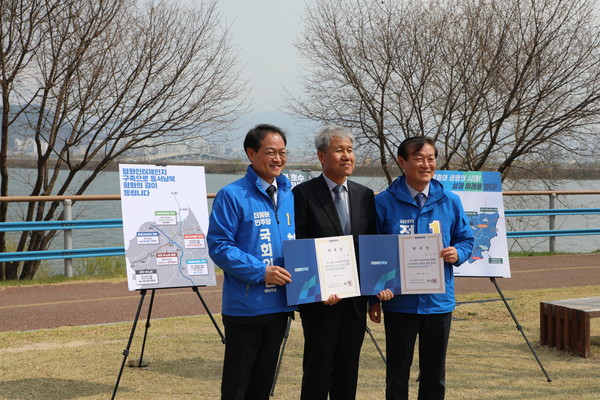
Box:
[369,136,474,400]
[208,124,295,399]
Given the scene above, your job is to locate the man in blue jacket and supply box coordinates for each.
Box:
[208,124,295,400]
[369,136,474,400]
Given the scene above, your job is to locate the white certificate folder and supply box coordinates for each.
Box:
[359,234,445,295]
[283,235,361,306]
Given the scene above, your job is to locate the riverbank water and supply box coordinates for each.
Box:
[4,168,600,274]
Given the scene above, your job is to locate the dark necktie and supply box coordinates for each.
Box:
[415,192,426,209]
[333,185,350,235]
[266,185,277,208]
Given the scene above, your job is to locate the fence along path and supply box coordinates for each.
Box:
[1,191,600,270]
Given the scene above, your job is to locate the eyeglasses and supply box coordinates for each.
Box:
[264,149,288,159]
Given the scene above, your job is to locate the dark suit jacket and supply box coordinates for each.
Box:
[292,174,377,316]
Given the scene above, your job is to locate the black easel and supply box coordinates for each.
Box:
[489,277,551,382]
[111,286,225,399]
[366,324,387,364]
[270,316,293,396]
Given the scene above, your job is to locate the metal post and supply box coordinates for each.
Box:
[549,193,556,253]
[63,199,73,277]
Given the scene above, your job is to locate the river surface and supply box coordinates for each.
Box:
[4,168,600,274]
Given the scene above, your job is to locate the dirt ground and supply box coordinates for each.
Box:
[1,254,599,332]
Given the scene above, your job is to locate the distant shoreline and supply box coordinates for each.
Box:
[7,158,321,175]
[7,158,599,179]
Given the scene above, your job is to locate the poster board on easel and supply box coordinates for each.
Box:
[119,164,217,291]
[425,171,551,380]
[434,170,511,278]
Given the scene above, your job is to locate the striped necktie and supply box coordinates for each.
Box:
[415,192,426,209]
[333,185,350,234]
[266,185,276,208]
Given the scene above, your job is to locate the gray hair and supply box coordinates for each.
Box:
[314,125,355,152]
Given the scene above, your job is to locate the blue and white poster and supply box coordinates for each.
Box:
[434,170,511,278]
[119,164,217,290]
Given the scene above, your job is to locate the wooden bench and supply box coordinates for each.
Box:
[540,297,600,358]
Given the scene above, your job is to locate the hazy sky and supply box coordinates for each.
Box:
[218,0,312,113]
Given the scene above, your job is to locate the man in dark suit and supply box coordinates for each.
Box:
[293,125,393,400]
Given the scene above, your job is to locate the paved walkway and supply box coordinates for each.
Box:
[1,254,599,332]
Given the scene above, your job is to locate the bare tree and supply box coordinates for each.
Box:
[289,0,600,183]
[290,0,404,183]
[0,0,248,280]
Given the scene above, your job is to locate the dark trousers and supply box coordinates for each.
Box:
[384,312,452,400]
[221,313,289,400]
[299,298,366,400]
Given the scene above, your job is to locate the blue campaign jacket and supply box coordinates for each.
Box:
[375,175,474,314]
[208,166,296,317]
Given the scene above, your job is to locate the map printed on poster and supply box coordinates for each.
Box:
[434,171,511,278]
[119,164,217,290]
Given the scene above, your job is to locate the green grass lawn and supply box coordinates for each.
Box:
[1,285,599,399]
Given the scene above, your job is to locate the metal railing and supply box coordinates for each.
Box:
[503,190,600,252]
[0,191,599,277]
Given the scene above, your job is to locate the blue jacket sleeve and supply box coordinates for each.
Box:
[450,198,475,266]
[374,192,387,235]
[207,189,267,285]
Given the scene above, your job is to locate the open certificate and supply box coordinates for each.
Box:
[315,236,361,300]
[399,233,445,294]
[283,235,360,305]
